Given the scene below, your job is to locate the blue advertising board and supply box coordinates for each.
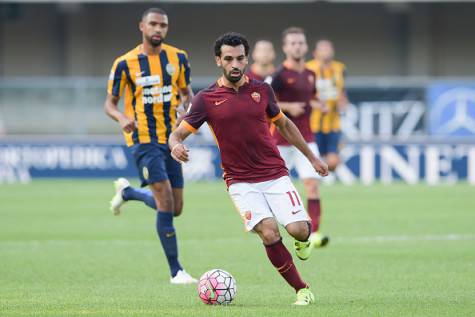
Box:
[1,142,474,185]
[427,83,475,136]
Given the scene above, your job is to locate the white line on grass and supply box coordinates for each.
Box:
[335,234,475,243]
[1,234,474,246]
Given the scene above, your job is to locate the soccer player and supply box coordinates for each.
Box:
[246,40,276,83]
[271,27,329,248]
[104,8,196,284]
[306,39,349,171]
[169,32,329,305]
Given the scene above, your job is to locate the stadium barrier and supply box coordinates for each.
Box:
[1,78,474,184]
[0,141,474,185]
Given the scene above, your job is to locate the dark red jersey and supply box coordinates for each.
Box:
[271,63,316,146]
[246,64,274,83]
[182,76,288,186]
[245,69,264,82]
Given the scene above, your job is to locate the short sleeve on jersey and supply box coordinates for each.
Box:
[182,93,207,133]
[107,59,128,97]
[265,84,283,121]
[177,51,191,89]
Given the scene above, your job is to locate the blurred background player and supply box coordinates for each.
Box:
[246,40,276,83]
[104,7,196,284]
[271,27,329,249]
[306,39,349,172]
[169,32,329,305]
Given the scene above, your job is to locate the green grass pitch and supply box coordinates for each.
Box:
[1,180,474,316]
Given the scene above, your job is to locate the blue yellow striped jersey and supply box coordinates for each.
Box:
[305,59,346,133]
[107,44,191,146]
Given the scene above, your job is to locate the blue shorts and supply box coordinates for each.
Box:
[130,143,184,188]
[315,132,341,156]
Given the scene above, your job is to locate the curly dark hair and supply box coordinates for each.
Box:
[214,32,250,57]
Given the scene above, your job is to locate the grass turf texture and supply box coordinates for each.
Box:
[1,180,474,317]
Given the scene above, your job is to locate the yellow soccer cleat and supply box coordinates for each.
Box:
[309,232,330,249]
[293,288,315,306]
[294,239,312,260]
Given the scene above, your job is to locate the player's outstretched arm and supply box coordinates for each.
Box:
[104,94,136,133]
[274,115,329,177]
[175,86,195,128]
[179,85,194,112]
[169,123,193,163]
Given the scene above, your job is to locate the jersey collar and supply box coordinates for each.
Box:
[283,60,306,73]
[217,75,250,89]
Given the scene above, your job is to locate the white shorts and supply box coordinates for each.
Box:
[277,142,321,180]
[228,176,310,232]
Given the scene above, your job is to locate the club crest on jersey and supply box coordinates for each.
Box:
[166,63,176,76]
[251,92,261,103]
[244,211,252,221]
[142,167,149,180]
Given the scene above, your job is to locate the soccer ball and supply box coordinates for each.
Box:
[197,269,237,305]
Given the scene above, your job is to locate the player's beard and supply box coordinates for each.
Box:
[224,68,243,83]
[147,35,164,47]
[291,54,304,63]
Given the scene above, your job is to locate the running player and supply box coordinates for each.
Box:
[104,8,196,284]
[271,27,329,248]
[306,39,348,171]
[169,32,329,305]
[246,40,276,83]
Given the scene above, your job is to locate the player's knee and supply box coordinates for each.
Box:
[293,230,309,242]
[173,201,183,217]
[151,185,174,211]
[260,229,281,245]
[254,216,281,245]
[327,154,340,171]
[286,221,310,241]
[155,191,175,211]
[155,195,174,211]
[255,221,281,245]
[328,162,338,171]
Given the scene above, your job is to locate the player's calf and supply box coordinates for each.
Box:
[263,237,309,296]
[172,188,184,217]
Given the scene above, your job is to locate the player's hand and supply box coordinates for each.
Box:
[309,100,329,114]
[286,102,306,117]
[312,158,329,177]
[171,143,190,163]
[119,116,136,133]
[337,97,349,112]
[310,100,323,110]
[320,104,329,114]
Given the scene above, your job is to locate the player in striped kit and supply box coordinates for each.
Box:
[104,7,196,284]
